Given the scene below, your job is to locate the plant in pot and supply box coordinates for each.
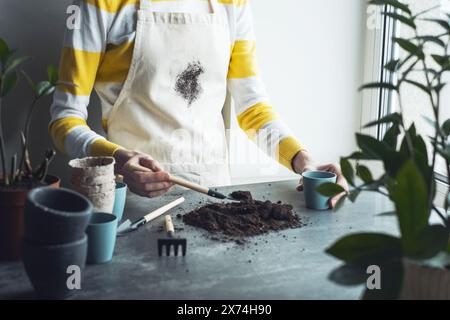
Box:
[0,37,61,261]
[317,0,450,299]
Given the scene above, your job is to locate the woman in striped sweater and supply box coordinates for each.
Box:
[50,0,347,205]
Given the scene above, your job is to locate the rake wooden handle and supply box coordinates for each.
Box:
[124,163,210,195]
[164,215,175,235]
[144,197,185,223]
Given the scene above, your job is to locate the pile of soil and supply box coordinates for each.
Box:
[182,191,302,242]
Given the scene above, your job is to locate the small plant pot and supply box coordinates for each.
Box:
[69,157,116,213]
[24,187,93,245]
[22,235,88,299]
[0,174,60,261]
[400,261,450,300]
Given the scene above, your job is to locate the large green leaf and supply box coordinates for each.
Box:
[363,112,401,129]
[325,233,402,265]
[423,18,450,32]
[347,189,361,203]
[404,79,431,95]
[383,124,400,148]
[407,225,450,259]
[356,165,373,184]
[361,258,404,300]
[383,12,416,29]
[437,146,450,161]
[20,70,36,94]
[0,38,9,65]
[392,160,429,254]
[340,158,354,186]
[384,59,400,72]
[4,56,29,76]
[316,183,346,197]
[47,65,58,84]
[442,119,450,136]
[36,81,55,97]
[359,82,397,92]
[356,133,389,160]
[431,55,450,68]
[369,0,411,15]
[332,194,347,212]
[393,38,424,59]
[415,35,446,48]
[400,125,431,187]
[0,72,18,97]
[329,264,368,286]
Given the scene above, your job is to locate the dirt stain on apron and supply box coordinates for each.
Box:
[174,60,205,107]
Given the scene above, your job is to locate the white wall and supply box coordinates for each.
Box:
[230,0,367,184]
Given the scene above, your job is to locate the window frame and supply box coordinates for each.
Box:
[362,3,449,203]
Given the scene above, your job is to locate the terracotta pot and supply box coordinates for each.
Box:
[400,261,450,300]
[0,174,60,261]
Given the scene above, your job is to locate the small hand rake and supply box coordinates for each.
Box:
[158,215,187,257]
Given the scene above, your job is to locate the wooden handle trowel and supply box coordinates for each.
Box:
[124,163,238,201]
[117,197,185,236]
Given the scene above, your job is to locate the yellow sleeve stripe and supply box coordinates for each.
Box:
[277,137,305,172]
[102,119,108,132]
[90,139,124,157]
[59,47,102,96]
[97,41,134,83]
[49,117,89,154]
[228,40,259,79]
[86,0,247,13]
[85,0,138,13]
[237,102,279,138]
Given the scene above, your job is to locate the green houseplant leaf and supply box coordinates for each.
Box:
[407,225,450,259]
[383,12,416,29]
[359,82,397,91]
[325,233,402,265]
[4,56,29,76]
[442,119,450,136]
[363,112,401,129]
[316,183,346,197]
[0,38,9,65]
[393,38,424,59]
[369,0,411,15]
[47,65,58,84]
[356,165,373,184]
[329,264,368,286]
[392,160,429,255]
[0,72,18,97]
[340,158,354,186]
[383,124,401,148]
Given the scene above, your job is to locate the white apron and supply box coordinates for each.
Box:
[107,0,232,187]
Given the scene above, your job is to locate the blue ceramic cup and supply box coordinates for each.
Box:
[112,182,127,225]
[86,213,117,264]
[302,171,337,210]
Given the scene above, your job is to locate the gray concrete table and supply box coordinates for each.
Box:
[0,180,397,300]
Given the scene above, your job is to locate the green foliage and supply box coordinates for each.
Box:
[0,37,60,186]
[318,1,450,299]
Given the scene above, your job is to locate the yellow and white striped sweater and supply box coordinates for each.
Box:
[50,0,305,170]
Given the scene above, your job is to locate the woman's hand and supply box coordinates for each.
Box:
[114,149,174,198]
[292,150,349,208]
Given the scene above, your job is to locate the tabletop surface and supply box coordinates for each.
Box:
[0,180,398,300]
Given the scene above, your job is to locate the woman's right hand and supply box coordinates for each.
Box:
[113,149,174,198]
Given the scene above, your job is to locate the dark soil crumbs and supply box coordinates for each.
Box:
[183,191,302,242]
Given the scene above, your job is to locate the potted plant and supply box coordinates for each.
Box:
[0,37,61,261]
[317,0,450,299]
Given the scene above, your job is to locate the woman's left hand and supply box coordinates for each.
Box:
[292,150,349,208]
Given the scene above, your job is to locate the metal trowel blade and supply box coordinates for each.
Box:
[117,219,134,236]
